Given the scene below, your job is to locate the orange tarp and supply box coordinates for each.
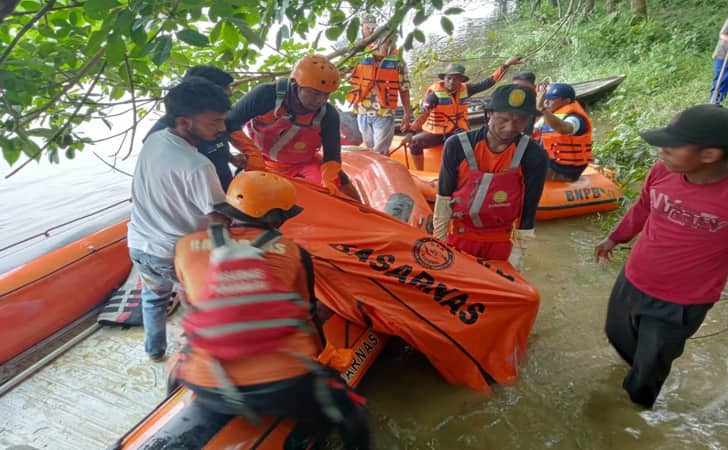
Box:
[282,180,540,391]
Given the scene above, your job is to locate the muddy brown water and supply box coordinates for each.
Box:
[358,215,728,450]
[1,215,727,450]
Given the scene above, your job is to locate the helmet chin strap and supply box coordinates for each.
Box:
[288,81,319,115]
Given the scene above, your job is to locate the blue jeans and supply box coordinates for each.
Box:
[710,57,728,104]
[357,114,395,155]
[129,248,178,358]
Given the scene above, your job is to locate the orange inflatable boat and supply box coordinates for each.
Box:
[0,221,131,364]
[114,159,539,448]
[388,136,623,220]
[534,165,622,220]
[342,149,432,232]
[114,315,385,449]
[389,138,443,173]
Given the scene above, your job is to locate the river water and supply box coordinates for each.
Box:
[0,120,147,274]
[2,214,726,450]
[3,3,728,449]
[359,216,728,450]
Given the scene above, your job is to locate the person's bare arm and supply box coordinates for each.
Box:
[539,107,575,134]
[720,19,728,40]
[399,89,412,133]
[535,81,575,134]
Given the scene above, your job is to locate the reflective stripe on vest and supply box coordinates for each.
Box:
[422,81,469,135]
[346,54,401,109]
[246,78,326,163]
[192,292,305,311]
[195,318,307,339]
[183,225,311,360]
[534,101,593,166]
[457,133,529,228]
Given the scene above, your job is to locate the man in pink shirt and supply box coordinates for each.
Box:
[595,104,728,408]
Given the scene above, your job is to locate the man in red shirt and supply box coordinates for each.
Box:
[595,104,728,408]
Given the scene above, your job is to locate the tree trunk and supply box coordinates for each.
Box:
[584,0,595,13]
[496,0,508,17]
[631,0,646,16]
[606,0,617,13]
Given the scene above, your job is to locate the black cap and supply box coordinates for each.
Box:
[511,70,536,84]
[489,84,538,116]
[640,104,728,148]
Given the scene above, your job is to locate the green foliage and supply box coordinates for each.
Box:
[408,0,717,204]
[0,0,464,168]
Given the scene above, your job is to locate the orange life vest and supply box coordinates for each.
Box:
[449,134,528,243]
[422,81,470,135]
[245,78,326,165]
[173,226,320,388]
[182,226,311,361]
[533,101,592,166]
[346,52,401,110]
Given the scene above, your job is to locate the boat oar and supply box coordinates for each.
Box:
[710,53,728,104]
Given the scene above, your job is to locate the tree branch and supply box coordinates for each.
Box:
[82,99,160,145]
[60,97,161,107]
[325,23,393,62]
[19,47,104,123]
[5,61,106,178]
[92,150,133,177]
[9,1,84,16]
[121,54,137,160]
[0,0,56,66]
[89,100,157,119]
[522,2,575,60]
[111,128,128,166]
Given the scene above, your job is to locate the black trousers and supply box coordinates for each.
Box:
[409,130,451,155]
[184,371,369,450]
[605,269,712,408]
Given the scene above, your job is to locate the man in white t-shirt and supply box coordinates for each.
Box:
[127,77,229,361]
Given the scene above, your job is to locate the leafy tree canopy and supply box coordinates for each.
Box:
[0,0,462,173]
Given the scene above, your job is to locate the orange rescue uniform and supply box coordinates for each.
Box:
[449,139,522,243]
[173,227,320,388]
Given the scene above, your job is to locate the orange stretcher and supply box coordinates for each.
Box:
[342,149,432,232]
[282,180,539,390]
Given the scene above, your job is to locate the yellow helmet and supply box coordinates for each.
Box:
[290,55,341,93]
